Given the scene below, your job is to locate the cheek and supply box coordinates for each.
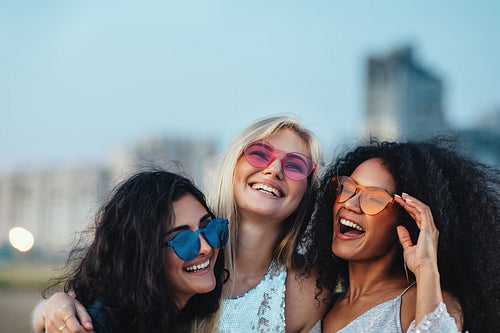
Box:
[164,250,184,280]
[234,156,250,180]
[332,203,340,225]
[212,249,220,268]
[290,180,308,202]
[367,209,400,242]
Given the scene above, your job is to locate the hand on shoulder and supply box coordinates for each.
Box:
[36,292,95,333]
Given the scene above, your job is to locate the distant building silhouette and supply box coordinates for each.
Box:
[365,47,447,139]
[457,108,500,168]
[0,136,217,257]
[0,167,109,255]
[109,136,216,189]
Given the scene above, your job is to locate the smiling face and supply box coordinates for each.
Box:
[163,194,219,308]
[233,129,310,224]
[332,158,400,262]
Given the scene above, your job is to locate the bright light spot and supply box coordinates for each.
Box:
[9,227,35,252]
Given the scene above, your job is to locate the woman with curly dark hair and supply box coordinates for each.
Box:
[35,171,228,333]
[307,138,499,333]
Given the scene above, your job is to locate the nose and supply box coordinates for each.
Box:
[197,234,213,256]
[343,190,362,213]
[263,156,284,180]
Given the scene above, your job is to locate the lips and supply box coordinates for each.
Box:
[337,217,365,239]
[250,182,283,197]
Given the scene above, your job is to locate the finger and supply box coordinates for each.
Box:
[397,226,414,252]
[400,193,436,229]
[64,316,90,333]
[56,323,67,333]
[403,197,437,232]
[395,195,422,228]
[75,301,94,331]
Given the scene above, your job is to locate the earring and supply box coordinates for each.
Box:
[404,260,409,283]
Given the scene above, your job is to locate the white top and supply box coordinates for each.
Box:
[218,260,287,332]
[336,283,416,333]
[309,283,462,333]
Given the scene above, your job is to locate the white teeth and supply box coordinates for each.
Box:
[340,218,364,232]
[251,183,282,197]
[184,259,210,272]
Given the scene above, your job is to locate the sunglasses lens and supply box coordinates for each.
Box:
[171,231,200,261]
[283,154,313,181]
[244,143,273,168]
[203,219,229,249]
[167,219,229,261]
[360,189,393,215]
[245,142,315,181]
[336,176,356,203]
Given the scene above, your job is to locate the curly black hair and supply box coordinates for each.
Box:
[306,137,500,333]
[45,171,226,333]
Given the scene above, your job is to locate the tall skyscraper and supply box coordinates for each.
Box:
[365,47,446,139]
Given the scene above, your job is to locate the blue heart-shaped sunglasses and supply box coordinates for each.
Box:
[163,219,229,261]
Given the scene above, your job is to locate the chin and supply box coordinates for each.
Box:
[196,279,217,295]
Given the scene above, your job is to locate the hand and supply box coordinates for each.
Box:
[43,292,95,333]
[394,193,440,277]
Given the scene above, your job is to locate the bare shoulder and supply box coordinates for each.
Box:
[442,290,463,330]
[285,266,331,333]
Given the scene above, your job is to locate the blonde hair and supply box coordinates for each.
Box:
[208,115,321,290]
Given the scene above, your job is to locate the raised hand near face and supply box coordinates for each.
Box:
[394,193,440,276]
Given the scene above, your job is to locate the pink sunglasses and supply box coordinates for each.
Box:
[244,141,316,181]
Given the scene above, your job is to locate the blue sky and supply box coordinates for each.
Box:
[1,0,499,172]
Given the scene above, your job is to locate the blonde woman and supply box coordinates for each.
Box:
[212,116,329,332]
[34,116,330,333]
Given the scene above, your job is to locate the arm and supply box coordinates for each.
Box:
[395,193,463,332]
[31,292,95,333]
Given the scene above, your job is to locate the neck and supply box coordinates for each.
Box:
[226,215,282,297]
[345,249,408,301]
[174,296,189,312]
[236,215,282,271]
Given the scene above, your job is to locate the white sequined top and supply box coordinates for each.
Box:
[335,283,416,333]
[218,260,287,333]
[309,283,463,333]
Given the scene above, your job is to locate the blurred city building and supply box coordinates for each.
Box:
[0,137,217,258]
[457,108,500,168]
[365,47,447,139]
[109,136,216,189]
[0,167,109,257]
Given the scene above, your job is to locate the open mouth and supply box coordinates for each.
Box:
[339,218,365,236]
[184,259,210,273]
[251,183,282,197]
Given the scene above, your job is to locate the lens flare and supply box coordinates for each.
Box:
[9,227,35,252]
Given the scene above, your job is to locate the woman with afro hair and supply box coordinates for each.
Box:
[307,138,499,333]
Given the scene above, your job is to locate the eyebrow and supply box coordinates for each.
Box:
[164,213,212,237]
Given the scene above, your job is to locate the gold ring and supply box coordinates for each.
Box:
[63,314,72,322]
[58,324,66,331]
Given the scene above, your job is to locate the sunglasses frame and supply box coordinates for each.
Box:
[163,218,229,261]
[332,176,395,215]
[244,140,316,181]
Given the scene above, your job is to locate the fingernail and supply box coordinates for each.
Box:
[85,322,93,329]
[394,194,402,199]
[402,192,409,196]
[405,198,413,202]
